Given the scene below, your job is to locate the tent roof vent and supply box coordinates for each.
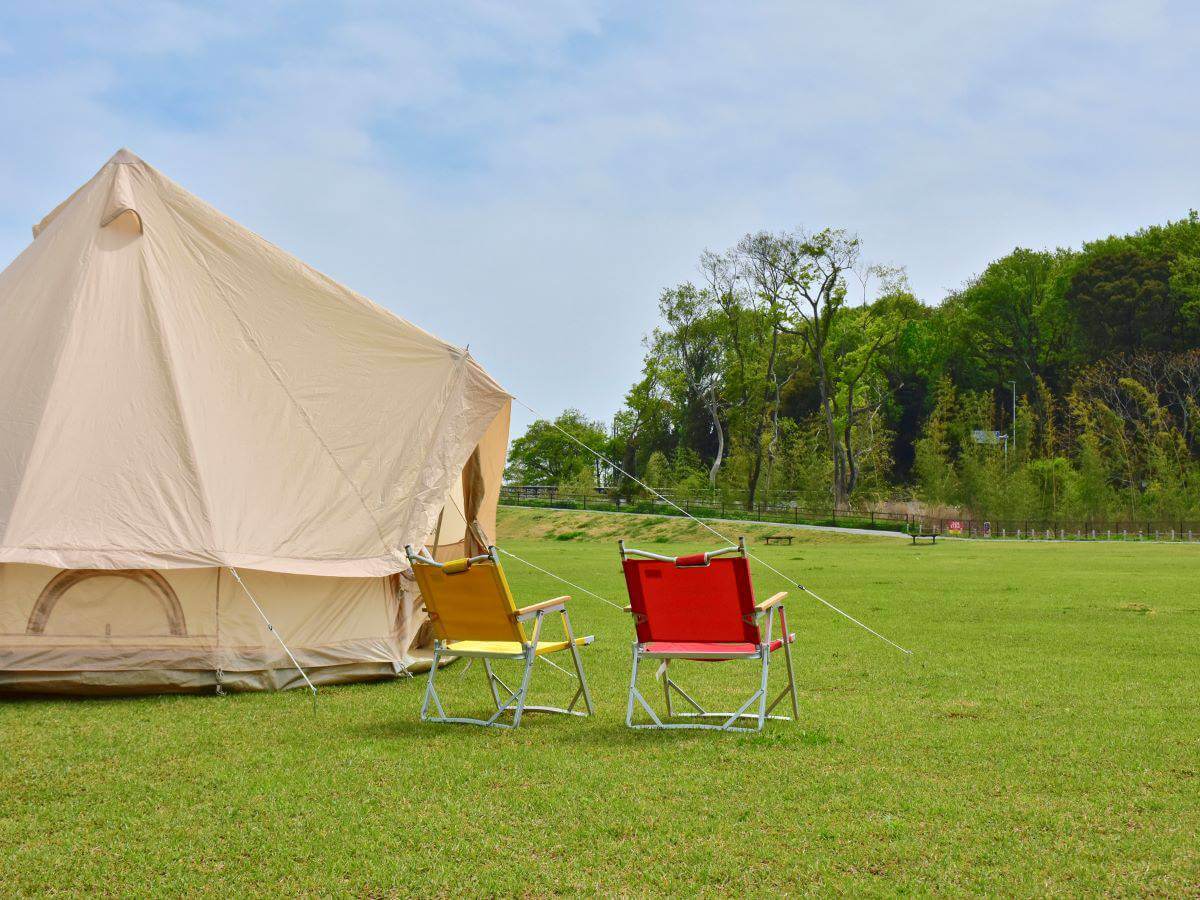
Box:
[100,160,142,235]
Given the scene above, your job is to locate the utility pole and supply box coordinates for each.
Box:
[1006,380,1017,457]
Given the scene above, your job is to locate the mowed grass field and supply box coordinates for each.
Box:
[2,507,1198,897]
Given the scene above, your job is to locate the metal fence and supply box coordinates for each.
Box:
[499,485,1200,542]
[502,485,918,533]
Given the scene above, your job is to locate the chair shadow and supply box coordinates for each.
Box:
[350,703,735,746]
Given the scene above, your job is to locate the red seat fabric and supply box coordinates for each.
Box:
[643,635,795,660]
[622,556,760,645]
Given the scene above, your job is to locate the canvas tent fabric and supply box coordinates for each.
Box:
[0,149,511,694]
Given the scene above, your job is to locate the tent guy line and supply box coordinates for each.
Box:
[494,545,627,612]
[438,490,627,613]
[511,397,914,657]
[228,567,319,708]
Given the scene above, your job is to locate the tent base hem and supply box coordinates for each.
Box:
[0,661,402,695]
[0,648,447,696]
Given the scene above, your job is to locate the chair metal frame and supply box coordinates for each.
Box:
[619,537,799,733]
[406,545,595,729]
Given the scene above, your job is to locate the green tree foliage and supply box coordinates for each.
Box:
[941,247,1075,393]
[1062,211,1200,360]
[504,409,609,485]
[1067,250,1184,356]
[512,214,1200,526]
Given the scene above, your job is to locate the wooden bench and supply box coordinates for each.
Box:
[764,535,794,546]
[911,532,938,545]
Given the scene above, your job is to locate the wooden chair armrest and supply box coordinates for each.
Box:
[755,591,788,612]
[515,595,570,620]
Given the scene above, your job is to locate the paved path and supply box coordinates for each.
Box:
[501,504,910,539]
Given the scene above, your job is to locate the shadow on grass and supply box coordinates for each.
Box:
[352,710,832,749]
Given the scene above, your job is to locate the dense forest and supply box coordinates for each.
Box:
[506,213,1200,526]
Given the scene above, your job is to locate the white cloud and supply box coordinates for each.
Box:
[1,2,1198,433]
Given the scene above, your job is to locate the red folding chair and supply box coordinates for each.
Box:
[618,537,799,732]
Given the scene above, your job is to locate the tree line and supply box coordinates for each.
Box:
[506,213,1200,525]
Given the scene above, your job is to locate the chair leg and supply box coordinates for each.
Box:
[627,643,665,727]
[625,642,640,728]
[510,648,537,729]
[562,610,595,715]
[417,644,531,728]
[420,643,444,722]
[755,649,770,731]
[712,653,768,731]
[779,605,800,720]
[626,650,785,732]
[662,659,673,717]
[483,658,503,710]
[665,674,706,714]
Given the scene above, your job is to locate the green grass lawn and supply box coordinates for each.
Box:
[3,507,1198,896]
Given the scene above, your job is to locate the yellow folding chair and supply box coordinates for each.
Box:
[405,545,595,728]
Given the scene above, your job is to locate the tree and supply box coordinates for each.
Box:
[820,282,912,503]
[651,284,727,487]
[1065,249,1187,357]
[943,248,1075,393]
[701,239,792,508]
[507,209,1200,529]
[504,410,609,486]
[610,373,673,498]
[757,228,910,506]
[913,380,957,509]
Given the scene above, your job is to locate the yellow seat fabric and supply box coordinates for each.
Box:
[446,638,587,656]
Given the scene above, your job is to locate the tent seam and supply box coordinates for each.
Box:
[403,361,509,548]
[159,198,392,553]
[399,353,472,543]
[136,234,221,557]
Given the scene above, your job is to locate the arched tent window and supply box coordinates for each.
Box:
[26,570,186,637]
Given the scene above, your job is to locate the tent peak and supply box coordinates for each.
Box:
[108,148,144,166]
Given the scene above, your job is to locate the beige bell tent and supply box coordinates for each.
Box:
[0,149,511,694]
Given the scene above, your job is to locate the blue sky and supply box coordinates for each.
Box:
[2,2,1198,435]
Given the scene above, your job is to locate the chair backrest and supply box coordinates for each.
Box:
[411,556,526,644]
[621,555,761,644]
